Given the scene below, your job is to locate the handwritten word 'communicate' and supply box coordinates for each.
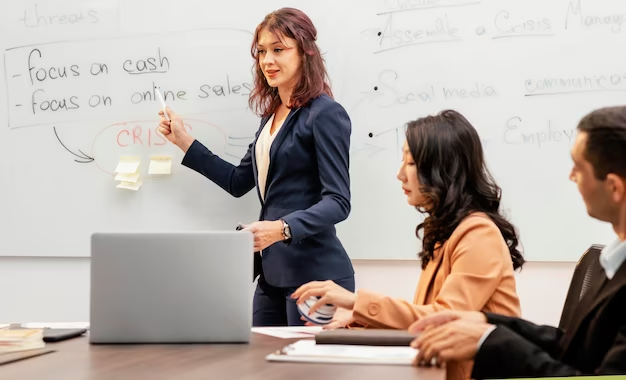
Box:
[525,72,626,96]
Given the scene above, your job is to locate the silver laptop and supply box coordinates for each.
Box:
[89,231,253,344]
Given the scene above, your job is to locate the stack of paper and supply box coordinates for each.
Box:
[0,329,45,355]
[115,156,142,191]
[148,155,172,175]
[266,339,418,365]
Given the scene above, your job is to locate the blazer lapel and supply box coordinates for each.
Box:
[252,115,271,206]
[264,107,300,196]
[268,107,300,165]
[560,261,626,351]
[414,248,445,305]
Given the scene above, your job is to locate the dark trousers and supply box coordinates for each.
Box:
[252,275,355,326]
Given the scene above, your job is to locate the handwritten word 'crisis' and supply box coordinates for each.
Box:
[116,124,192,148]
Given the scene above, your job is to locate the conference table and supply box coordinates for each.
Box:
[0,332,445,379]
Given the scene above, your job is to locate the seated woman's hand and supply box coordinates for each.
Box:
[301,307,356,329]
[291,280,357,314]
[324,307,356,330]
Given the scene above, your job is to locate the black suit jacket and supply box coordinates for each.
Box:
[472,255,626,378]
[181,94,354,287]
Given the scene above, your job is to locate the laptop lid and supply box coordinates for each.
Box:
[89,231,253,344]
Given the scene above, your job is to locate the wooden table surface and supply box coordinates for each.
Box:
[0,333,445,380]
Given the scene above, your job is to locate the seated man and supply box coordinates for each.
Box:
[409,105,626,378]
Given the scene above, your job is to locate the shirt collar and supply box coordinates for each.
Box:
[599,239,626,280]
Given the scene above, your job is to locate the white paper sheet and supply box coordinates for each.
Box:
[21,322,90,329]
[266,339,418,365]
[251,326,322,339]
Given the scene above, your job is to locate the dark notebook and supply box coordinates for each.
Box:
[43,328,88,342]
[315,329,418,346]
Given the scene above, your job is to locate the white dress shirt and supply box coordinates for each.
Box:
[253,114,285,257]
[599,238,626,280]
[255,114,283,202]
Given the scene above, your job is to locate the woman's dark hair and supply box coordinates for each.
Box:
[249,7,333,117]
[405,110,524,270]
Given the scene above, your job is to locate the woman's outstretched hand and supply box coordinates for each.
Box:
[158,106,194,152]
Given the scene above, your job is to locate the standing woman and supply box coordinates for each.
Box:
[157,8,355,326]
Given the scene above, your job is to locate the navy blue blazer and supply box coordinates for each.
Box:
[181,94,354,288]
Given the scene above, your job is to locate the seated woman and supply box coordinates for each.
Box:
[292,110,525,380]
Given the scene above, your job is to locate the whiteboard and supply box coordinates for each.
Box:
[0,0,622,260]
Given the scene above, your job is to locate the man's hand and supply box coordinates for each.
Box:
[409,315,493,367]
[408,310,487,334]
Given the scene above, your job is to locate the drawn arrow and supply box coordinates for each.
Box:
[53,126,94,163]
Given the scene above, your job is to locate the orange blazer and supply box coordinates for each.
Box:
[351,212,521,380]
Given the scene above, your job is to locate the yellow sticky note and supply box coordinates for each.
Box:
[149,155,172,175]
[114,172,141,183]
[115,156,141,174]
[116,179,142,191]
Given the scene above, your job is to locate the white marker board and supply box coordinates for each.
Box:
[0,0,622,260]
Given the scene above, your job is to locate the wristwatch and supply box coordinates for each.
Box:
[281,219,292,241]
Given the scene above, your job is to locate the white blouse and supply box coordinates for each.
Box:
[255,114,285,201]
